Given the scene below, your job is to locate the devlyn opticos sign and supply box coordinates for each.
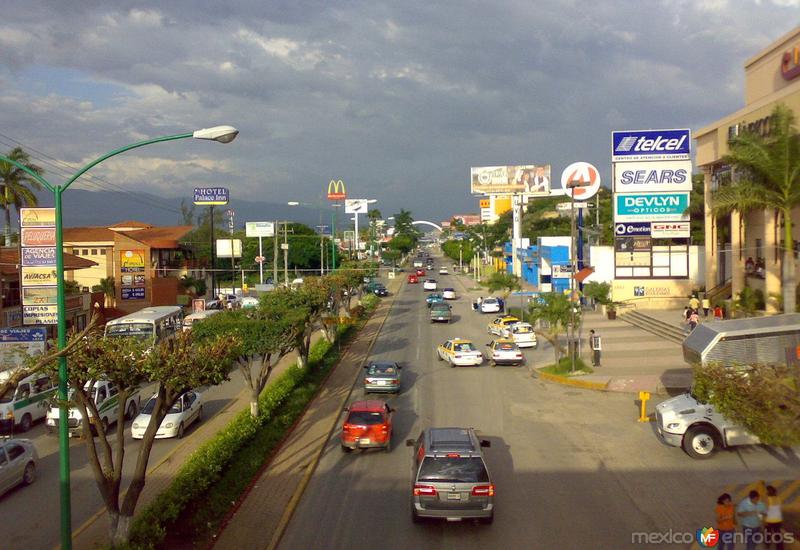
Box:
[614,193,690,222]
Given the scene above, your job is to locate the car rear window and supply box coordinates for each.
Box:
[454,343,476,352]
[346,411,385,425]
[368,364,396,375]
[514,325,533,333]
[483,298,498,304]
[418,457,489,483]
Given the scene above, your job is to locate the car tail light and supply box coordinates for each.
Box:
[343,424,352,431]
[471,484,495,497]
[364,378,371,384]
[414,484,438,496]
[446,453,460,458]
[390,380,399,385]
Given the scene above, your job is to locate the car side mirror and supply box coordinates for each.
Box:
[363,366,369,369]
[405,439,415,447]
[480,439,491,448]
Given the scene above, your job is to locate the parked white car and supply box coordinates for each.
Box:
[131,390,203,440]
[240,296,260,308]
[0,439,38,496]
[480,297,501,314]
[423,279,438,291]
[442,288,457,300]
[507,322,538,348]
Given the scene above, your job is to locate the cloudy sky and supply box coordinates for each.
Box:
[0,1,798,223]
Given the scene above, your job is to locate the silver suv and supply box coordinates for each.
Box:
[405,427,494,524]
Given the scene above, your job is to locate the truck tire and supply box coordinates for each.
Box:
[682,425,719,459]
[19,413,32,432]
[126,401,138,421]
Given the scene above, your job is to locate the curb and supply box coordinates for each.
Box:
[534,369,610,391]
[265,281,401,550]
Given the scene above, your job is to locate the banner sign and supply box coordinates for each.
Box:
[20,207,55,228]
[345,199,369,214]
[651,221,691,238]
[551,264,573,278]
[21,267,58,286]
[245,221,275,237]
[612,129,691,162]
[614,222,651,236]
[616,236,652,252]
[121,287,146,300]
[614,160,693,193]
[193,187,229,206]
[120,250,146,273]
[22,305,58,325]
[614,192,690,222]
[470,165,551,196]
[22,286,58,306]
[21,227,56,247]
[0,327,47,369]
[22,247,57,267]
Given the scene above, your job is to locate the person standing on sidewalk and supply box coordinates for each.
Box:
[588,329,602,367]
[737,490,766,550]
[764,485,785,550]
[715,493,736,550]
[702,296,710,317]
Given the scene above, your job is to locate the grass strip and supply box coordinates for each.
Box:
[539,356,594,375]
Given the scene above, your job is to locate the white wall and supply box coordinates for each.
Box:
[586,246,614,283]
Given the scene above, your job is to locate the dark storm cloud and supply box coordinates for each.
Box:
[0,1,797,220]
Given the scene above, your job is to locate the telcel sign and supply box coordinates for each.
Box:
[612,129,691,162]
[614,192,690,222]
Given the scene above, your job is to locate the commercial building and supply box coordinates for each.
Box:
[696,26,800,312]
[503,236,572,293]
[63,221,197,313]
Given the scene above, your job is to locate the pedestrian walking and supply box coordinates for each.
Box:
[702,296,710,317]
[589,329,602,367]
[765,485,785,550]
[689,309,700,331]
[689,294,700,311]
[714,305,724,320]
[715,493,736,550]
[737,490,766,550]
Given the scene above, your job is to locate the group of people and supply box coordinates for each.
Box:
[715,487,787,549]
[684,294,725,332]
[745,257,766,279]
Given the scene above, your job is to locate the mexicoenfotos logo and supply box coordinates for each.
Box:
[696,527,720,547]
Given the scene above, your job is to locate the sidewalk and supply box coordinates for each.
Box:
[211,276,401,550]
[71,334,323,549]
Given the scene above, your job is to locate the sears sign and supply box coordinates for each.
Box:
[614,192,690,222]
[614,160,693,193]
[612,129,691,162]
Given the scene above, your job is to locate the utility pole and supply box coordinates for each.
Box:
[227,209,235,297]
[459,241,463,273]
[331,206,337,270]
[283,221,289,286]
[273,219,278,287]
[210,205,216,298]
[568,180,578,374]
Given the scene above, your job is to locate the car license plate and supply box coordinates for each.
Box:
[377,380,386,386]
[447,493,461,500]
[359,438,371,444]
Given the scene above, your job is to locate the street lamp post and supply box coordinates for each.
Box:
[0,125,238,550]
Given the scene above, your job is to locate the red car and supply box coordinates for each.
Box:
[415,268,426,277]
[407,274,419,283]
[340,400,394,452]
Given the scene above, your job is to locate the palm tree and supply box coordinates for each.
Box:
[527,292,574,367]
[710,104,800,312]
[0,147,44,246]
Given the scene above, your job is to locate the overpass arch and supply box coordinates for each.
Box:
[411,220,442,232]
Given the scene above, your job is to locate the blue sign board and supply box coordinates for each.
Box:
[21,246,57,267]
[121,287,146,300]
[614,222,651,236]
[612,129,691,161]
[614,192,690,222]
[0,327,47,342]
[193,187,229,206]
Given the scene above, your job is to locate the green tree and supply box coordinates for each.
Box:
[481,271,521,299]
[442,239,474,265]
[693,362,800,446]
[711,104,800,312]
[91,276,116,308]
[582,281,611,306]
[192,307,304,417]
[527,292,574,367]
[42,329,234,545]
[387,234,415,255]
[734,286,759,317]
[687,173,706,244]
[0,147,44,247]
[367,208,382,222]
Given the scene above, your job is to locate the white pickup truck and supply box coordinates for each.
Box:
[46,380,140,437]
[655,392,759,459]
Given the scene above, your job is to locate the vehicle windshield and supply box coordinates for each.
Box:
[432,304,449,310]
[368,363,397,376]
[0,387,14,403]
[141,397,183,415]
[106,323,154,340]
[503,319,518,325]
[514,325,533,334]
[483,298,498,304]
[454,342,476,352]
[418,457,489,483]
[346,411,384,425]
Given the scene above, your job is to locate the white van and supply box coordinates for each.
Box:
[0,372,56,433]
[182,310,221,332]
[46,380,140,437]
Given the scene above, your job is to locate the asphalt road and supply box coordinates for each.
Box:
[0,372,248,550]
[280,261,800,549]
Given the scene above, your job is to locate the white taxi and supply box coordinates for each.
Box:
[131,390,203,440]
[508,322,538,348]
[487,315,520,336]
[423,279,438,291]
[437,339,483,367]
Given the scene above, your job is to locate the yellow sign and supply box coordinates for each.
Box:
[21,267,58,286]
[479,199,490,208]
[20,207,56,228]
[327,179,346,201]
[120,249,146,273]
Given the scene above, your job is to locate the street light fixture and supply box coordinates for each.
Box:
[0,125,238,550]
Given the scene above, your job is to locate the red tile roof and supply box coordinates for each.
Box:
[63,226,116,242]
[120,226,193,249]
[109,220,153,229]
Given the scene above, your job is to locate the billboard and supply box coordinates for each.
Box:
[345,199,369,214]
[614,192,690,222]
[327,179,346,200]
[245,221,275,237]
[193,187,229,206]
[614,160,693,193]
[470,165,551,196]
[612,129,691,162]
[216,239,243,258]
[120,250,146,273]
[20,207,55,228]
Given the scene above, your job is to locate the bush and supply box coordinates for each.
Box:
[349,305,366,318]
[361,293,379,311]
